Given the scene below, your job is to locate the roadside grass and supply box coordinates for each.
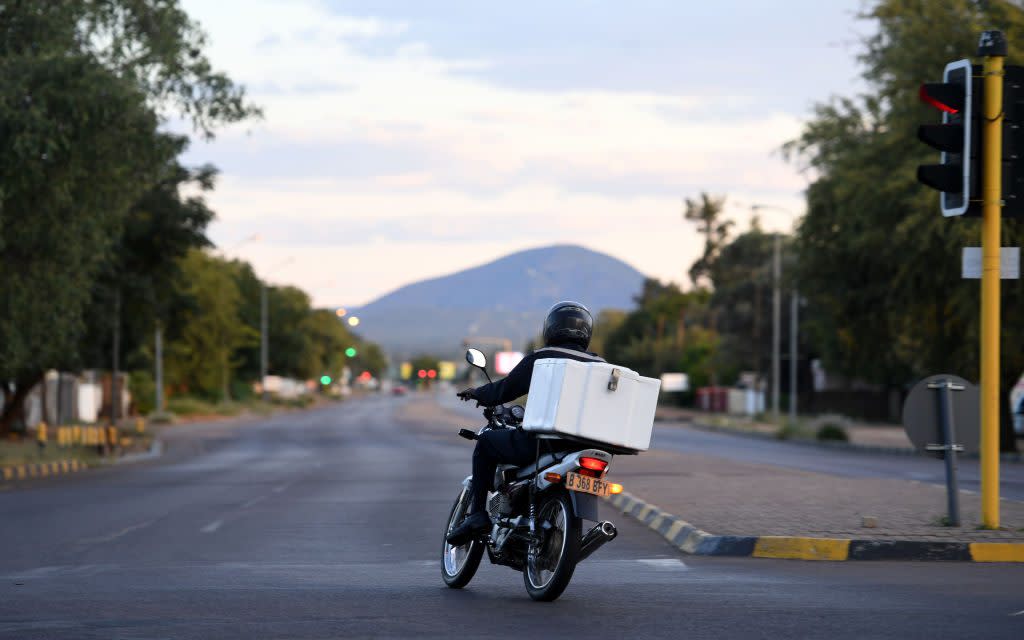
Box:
[0,439,105,468]
[160,393,321,423]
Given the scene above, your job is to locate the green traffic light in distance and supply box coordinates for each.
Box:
[345,347,357,357]
[320,375,332,385]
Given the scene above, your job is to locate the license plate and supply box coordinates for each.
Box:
[565,471,609,497]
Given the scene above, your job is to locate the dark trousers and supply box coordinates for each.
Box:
[470,428,536,513]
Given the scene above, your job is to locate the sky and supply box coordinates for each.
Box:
[179,0,870,307]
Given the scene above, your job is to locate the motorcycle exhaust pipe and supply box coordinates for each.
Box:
[578,521,617,562]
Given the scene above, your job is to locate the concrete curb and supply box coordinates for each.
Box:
[1,459,90,483]
[113,439,164,465]
[679,420,1024,464]
[606,491,1024,562]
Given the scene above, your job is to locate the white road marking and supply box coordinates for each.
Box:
[1010,609,1024,616]
[272,484,291,493]
[242,495,267,509]
[636,558,689,570]
[200,519,223,534]
[78,520,155,545]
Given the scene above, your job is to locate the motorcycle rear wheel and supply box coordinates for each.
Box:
[523,489,581,602]
[441,487,485,588]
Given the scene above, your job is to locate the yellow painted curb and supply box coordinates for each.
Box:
[970,542,1024,562]
[753,536,850,561]
[665,520,685,541]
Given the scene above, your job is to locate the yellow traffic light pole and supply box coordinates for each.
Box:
[979,32,1005,529]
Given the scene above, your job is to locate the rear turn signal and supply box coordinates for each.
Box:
[543,472,563,483]
[579,457,608,472]
[609,483,623,495]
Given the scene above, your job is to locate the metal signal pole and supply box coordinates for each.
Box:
[979,31,1005,528]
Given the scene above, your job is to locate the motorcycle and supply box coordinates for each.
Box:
[441,348,624,602]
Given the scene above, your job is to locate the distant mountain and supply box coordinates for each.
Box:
[351,244,647,359]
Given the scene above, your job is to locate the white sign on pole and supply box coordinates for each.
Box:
[961,247,1020,279]
[660,373,690,392]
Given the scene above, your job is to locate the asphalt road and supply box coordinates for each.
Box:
[1,394,1021,639]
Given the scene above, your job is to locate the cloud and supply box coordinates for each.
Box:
[180,0,842,306]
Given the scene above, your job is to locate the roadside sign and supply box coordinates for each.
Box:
[902,374,979,456]
[494,351,524,375]
[961,247,1020,279]
[660,373,690,392]
[438,361,457,381]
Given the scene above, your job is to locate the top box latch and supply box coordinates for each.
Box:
[608,368,621,392]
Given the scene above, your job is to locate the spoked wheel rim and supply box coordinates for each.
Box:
[443,494,475,577]
[526,499,568,589]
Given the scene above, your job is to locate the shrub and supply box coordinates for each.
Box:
[129,370,156,415]
[816,423,849,442]
[776,423,800,440]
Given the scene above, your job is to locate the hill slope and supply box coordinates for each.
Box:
[352,244,646,359]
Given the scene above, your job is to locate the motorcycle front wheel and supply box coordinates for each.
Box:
[523,489,581,602]
[441,486,485,588]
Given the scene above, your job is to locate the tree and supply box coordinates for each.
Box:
[0,1,258,432]
[166,250,255,400]
[0,55,163,433]
[603,279,717,390]
[784,0,1024,449]
[683,192,733,289]
[707,229,796,381]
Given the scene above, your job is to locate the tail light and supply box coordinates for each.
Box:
[579,457,608,472]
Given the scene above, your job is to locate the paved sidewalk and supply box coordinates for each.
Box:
[420,392,1024,555]
[611,447,1024,542]
[655,405,914,449]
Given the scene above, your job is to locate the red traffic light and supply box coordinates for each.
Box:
[417,369,427,379]
[427,369,437,379]
[919,83,962,114]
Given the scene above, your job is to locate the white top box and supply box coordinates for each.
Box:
[522,359,661,452]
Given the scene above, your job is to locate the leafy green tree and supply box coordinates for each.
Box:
[683,192,733,289]
[0,55,163,433]
[707,229,797,381]
[0,1,258,432]
[78,137,217,375]
[784,0,1024,448]
[166,250,256,400]
[604,279,717,390]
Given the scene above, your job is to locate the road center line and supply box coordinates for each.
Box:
[242,495,267,509]
[200,519,223,534]
[78,519,155,545]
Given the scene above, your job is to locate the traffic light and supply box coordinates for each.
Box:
[320,375,332,385]
[345,347,357,358]
[1003,65,1024,216]
[917,59,979,216]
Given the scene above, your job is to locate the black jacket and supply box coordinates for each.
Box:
[470,346,606,407]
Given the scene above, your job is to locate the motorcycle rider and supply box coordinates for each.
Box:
[446,300,605,546]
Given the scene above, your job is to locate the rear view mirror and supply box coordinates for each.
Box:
[466,348,487,369]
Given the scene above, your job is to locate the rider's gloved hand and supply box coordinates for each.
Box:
[457,388,476,402]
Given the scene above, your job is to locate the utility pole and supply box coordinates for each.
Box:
[112,288,121,426]
[155,324,164,413]
[260,282,269,400]
[790,289,799,425]
[771,234,781,419]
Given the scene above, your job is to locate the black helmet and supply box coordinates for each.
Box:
[542,301,593,350]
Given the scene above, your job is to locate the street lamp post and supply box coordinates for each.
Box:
[752,204,801,423]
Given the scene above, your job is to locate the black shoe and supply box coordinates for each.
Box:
[446,510,490,546]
